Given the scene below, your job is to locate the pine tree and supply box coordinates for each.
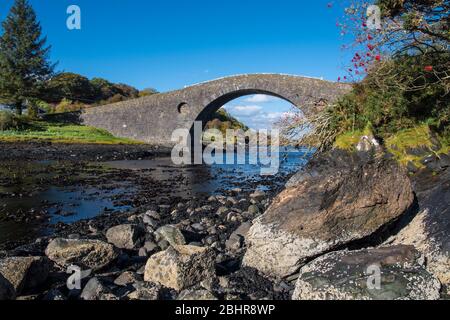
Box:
[0,0,54,115]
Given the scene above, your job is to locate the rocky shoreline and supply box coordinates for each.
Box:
[0,143,449,300]
[0,142,171,162]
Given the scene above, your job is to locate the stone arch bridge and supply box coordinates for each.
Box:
[81,74,351,147]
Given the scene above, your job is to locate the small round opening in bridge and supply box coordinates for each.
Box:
[177,102,189,115]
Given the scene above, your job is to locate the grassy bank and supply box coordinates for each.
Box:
[333,124,450,168]
[0,120,142,145]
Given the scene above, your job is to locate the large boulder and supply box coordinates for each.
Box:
[144,245,215,291]
[386,166,450,294]
[0,256,51,295]
[292,245,441,300]
[106,224,144,250]
[243,150,414,278]
[45,238,118,271]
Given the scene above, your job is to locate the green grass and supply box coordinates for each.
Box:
[385,124,449,167]
[0,121,143,145]
[334,130,364,151]
[333,123,374,151]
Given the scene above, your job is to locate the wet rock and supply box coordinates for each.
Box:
[247,205,260,216]
[155,225,186,247]
[0,274,15,300]
[80,277,118,300]
[216,206,229,216]
[0,256,51,294]
[406,161,418,174]
[43,288,66,300]
[386,167,450,294]
[243,150,414,278]
[142,215,159,228]
[225,222,252,252]
[249,190,266,202]
[145,210,161,220]
[144,245,215,291]
[106,224,144,250]
[292,245,441,300]
[178,289,218,300]
[45,238,118,271]
[421,155,440,172]
[438,153,450,169]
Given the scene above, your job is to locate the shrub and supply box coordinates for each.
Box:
[54,98,85,113]
[0,111,31,131]
[0,111,16,131]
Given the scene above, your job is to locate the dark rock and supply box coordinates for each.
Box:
[438,153,450,169]
[387,168,450,294]
[43,288,66,300]
[0,273,15,300]
[243,150,414,278]
[292,246,440,300]
[406,161,418,174]
[80,277,118,300]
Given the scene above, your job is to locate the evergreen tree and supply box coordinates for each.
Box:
[0,0,54,115]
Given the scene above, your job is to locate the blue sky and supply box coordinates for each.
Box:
[1,0,351,129]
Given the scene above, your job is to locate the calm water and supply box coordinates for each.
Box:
[0,149,312,246]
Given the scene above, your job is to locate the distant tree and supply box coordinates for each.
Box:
[139,87,159,97]
[0,0,55,115]
[90,78,139,102]
[46,72,96,103]
[114,83,139,99]
[90,77,116,100]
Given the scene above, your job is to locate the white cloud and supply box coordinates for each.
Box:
[244,94,274,103]
[228,105,263,117]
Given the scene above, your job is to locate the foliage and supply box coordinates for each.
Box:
[53,98,85,113]
[46,73,96,103]
[0,0,54,114]
[280,1,450,153]
[0,120,142,144]
[205,108,249,134]
[139,88,159,97]
[385,124,449,166]
[0,111,33,131]
[0,111,17,131]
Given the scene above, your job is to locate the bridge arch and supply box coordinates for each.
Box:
[81,74,352,147]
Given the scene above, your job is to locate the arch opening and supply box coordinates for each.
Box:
[187,90,301,156]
